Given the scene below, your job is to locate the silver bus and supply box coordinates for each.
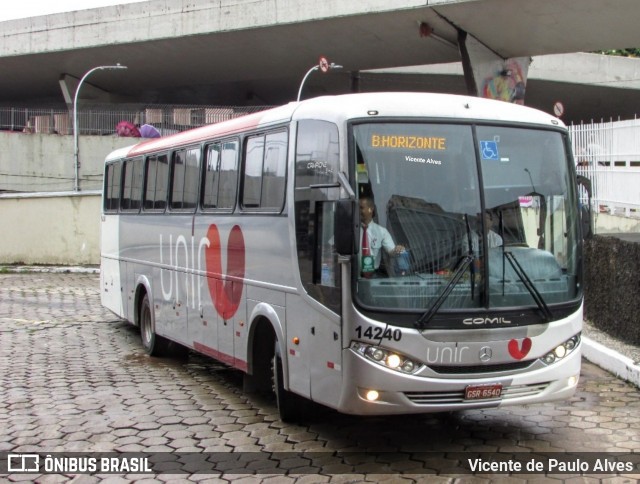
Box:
[101,92,584,421]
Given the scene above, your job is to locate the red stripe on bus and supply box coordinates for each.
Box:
[126,110,267,157]
[193,341,248,372]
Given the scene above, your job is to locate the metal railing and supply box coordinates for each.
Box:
[0,103,273,136]
[570,118,640,218]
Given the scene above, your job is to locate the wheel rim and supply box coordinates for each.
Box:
[141,302,152,347]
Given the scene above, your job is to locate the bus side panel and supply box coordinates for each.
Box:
[100,257,123,317]
[192,273,220,361]
[287,294,343,408]
[100,214,124,318]
[191,215,296,370]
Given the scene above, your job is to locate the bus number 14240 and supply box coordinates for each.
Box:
[355,325,402,341]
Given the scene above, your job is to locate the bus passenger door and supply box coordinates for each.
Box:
[293,119,345,407]
[293,199,344,406]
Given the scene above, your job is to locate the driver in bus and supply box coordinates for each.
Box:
[359,196,405,277]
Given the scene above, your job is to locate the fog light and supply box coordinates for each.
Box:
[568,375,579,387]
[386,354,401,369]
[554,345,567,358]
[365,390,379,401]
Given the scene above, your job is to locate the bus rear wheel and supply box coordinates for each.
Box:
[139,294,169,356]
[272,342,307,422]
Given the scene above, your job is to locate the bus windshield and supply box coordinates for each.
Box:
[352,122,581,318]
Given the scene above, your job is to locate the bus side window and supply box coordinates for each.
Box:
[155,154,169,210]
[261,131,287,209]
[203,139,239,211]
[242,130,287,211]
[219,140,239,209]
[104,162,122,212]
[202,144,221,209]
[144,155,158,210]
[170,148,200,211]
[144,154,169,211]
[121,158,143,212]
[243,135,265,208]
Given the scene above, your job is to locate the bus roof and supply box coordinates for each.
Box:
[105,92,565,162]
[291,92,565,127]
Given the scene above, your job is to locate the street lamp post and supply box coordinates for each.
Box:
[73,64,127,192]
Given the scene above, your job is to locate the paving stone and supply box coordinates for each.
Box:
[1,272,640,482]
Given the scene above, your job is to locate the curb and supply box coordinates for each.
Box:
[0,266,99,274]
[582,336,640,388]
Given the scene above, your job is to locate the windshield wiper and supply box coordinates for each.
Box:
[414,254,473,329]
[464,214,476,300]
[503,251,553,321]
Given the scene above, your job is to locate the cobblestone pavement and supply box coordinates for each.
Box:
[1,272,639,483]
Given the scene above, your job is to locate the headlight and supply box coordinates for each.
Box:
[351,342,422,374]
[540,334,580,366]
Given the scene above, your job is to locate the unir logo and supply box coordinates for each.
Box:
[159,224,246,320]
[205,224,245,320]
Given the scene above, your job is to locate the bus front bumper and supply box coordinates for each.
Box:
[336,343,582,416]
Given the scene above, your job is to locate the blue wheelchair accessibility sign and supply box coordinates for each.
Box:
[480,141,499,160]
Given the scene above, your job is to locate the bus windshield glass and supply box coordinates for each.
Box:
[352,122,580,316]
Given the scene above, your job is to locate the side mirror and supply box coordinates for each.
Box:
[334,200,355,255]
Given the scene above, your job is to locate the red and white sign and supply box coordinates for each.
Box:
[318,56,330,73]
[553,101,564,118]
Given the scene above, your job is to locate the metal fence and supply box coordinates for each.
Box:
[570,118,640,217]
[0,103,272,136]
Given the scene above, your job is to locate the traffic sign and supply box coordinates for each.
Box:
[319,56,329,73]
[553,101,564,118]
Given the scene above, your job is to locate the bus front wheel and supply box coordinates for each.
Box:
[272,342,307,422]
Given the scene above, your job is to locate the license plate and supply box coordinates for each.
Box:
[464,383,502,400]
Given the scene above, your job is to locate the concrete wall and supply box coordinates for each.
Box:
[593,212,640,234]
[0,192,101,265]
[0,131,135,192]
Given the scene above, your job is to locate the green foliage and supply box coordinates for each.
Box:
[597,48,640,57]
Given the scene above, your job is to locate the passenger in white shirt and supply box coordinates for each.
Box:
[359,197,405,276]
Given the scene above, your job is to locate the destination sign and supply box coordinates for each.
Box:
[371,134,447,150]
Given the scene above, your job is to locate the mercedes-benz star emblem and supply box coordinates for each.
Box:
[479,346,493,362]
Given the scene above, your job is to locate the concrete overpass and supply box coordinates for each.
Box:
[1,0,640,121]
